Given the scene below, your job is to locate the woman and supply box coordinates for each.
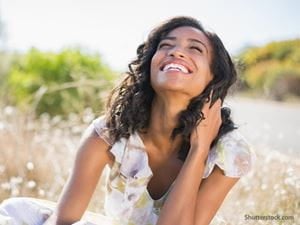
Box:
[0,16,254,225]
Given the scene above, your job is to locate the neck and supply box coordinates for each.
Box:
[144,94,190,154]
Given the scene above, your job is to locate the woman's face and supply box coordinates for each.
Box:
[150,26,213,98]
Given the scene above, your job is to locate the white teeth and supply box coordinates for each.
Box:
[163,63,189,73]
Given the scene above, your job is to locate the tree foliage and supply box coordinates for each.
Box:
[5,48,116,116]
[239,39,300,100]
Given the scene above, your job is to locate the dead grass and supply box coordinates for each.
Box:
[213,147,299,225]
[0,106,299,224]
[0,106,106,212]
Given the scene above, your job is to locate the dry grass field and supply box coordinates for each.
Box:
[0,106,299,225]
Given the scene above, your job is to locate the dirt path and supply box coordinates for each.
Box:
[226,97,300,156]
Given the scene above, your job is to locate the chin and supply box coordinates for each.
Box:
[152,83,188,95]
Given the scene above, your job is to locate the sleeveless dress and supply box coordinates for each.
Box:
[0,116,255,225]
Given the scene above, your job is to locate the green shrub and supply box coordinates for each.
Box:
[6,48,116,116]
[239,39,300,100]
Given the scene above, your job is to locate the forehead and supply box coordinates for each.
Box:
[166,26,209,42]
[163,26,212,56]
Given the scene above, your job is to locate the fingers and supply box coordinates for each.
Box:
[208,90,222,108]
[202,91,222,117]
[191,93,223,152]
[202,91,212,113]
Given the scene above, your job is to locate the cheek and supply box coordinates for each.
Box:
[150,52,162,79]
[194,66,213,91]
[204,72,213,88]
[150,70,161,90]
[150,60,158,88]
[200,60,213,82]
[150,51,160,67]
[207,71,213,83]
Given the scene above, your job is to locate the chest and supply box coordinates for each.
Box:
[146,151,183,200]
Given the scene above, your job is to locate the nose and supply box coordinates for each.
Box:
[168,46,185,58]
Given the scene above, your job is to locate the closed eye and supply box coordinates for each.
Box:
[190,46,203,53]
[158,42,173,49]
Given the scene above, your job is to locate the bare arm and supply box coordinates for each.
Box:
[45,125,112,225]
[157,98,238,225]
[157,153,238,225]
[156,145,208,225]
[194,166,238,225]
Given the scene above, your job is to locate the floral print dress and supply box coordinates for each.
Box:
[0,116,255,225]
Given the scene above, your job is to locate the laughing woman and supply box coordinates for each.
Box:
[0,16,255,225]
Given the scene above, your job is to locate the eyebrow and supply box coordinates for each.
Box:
[161,36,209,54]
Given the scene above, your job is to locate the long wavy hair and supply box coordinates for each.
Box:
[106,16,237,161]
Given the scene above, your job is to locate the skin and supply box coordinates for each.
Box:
[45,26,239,225]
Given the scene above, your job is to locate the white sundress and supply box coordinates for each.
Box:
[0,116,255,225]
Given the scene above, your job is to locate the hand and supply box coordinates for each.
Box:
[190,95,222,155]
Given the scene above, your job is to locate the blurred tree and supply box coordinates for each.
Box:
[6,48,117,116]
[239,39,300,100]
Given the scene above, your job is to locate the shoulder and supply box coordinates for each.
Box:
[90,115,114,145]
[203,129,255,178]
[77,116,114,165]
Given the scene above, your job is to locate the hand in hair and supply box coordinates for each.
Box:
[189,94,222,156]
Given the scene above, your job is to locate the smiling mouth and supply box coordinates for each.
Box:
[160,63,191,74]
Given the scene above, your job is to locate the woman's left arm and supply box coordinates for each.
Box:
[157,98,239,225]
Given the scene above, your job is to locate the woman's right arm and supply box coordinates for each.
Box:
[45,124,113,225]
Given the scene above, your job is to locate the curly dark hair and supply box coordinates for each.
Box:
[106,16,237,161]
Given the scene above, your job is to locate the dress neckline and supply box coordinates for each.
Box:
[132,131,175,202]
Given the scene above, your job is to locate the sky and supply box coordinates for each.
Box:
[0,0,299,70]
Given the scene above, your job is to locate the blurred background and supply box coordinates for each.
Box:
[0,0,299,224]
